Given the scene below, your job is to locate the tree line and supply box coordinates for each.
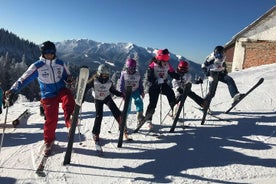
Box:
[0,28,82,101]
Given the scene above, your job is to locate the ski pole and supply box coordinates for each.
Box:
[108,98,123,133]
[182,105,185,129]
[159,91,162,125]
[160,109,172,125]
[0,100,9,153]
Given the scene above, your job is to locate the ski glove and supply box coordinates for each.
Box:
[177,87,183,94]
[202,66,210,76]
[121,93,126,100]
[65,75,75,90]
[195,78,203,84]
[4,90,15,107]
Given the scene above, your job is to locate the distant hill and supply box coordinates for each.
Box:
[0,29,203,81]
[56,39,203,80]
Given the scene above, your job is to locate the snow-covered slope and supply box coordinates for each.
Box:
[0,63,276,184]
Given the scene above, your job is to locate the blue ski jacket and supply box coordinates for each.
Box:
[10,57,71,99]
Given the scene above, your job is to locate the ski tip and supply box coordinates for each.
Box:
[36,170,46,177]
[126,138,134,141]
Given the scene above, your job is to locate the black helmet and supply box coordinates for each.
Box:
[40,41,56,55]
[214,45,224,59]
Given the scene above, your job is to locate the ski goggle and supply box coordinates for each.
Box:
[178,67,188,74]
[127,67,136,73]
[214,52,224,59]
[101,73,109,78]
[43,49,55,55]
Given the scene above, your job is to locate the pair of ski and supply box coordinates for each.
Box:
[63,67,132,163]
[133,76,264,134]
[132,83,192,134]
[200,74,264,125]
[92,85,133,156]
[35,67,89,176]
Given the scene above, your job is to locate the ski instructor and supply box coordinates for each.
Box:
[4,41,75,155]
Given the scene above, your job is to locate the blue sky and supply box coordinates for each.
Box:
[0,0,275,63]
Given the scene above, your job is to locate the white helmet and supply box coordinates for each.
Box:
[97,64,109,76]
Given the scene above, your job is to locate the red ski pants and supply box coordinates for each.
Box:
[41,88,75,144]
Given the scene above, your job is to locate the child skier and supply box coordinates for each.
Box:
[142,49,180,131]
[119,58,145,124]
[84,64,127,146]
[201,45,243,103]
[172,60,205,114]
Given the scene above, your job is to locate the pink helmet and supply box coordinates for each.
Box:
[126,58,137,68]
[126,58,137,74]
[155,49,170,62]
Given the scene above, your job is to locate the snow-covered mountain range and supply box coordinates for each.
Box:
[0,29,203,80]
[56,39,203,79]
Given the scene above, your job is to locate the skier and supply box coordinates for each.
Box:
[142,49,180,131]
[119,58,145,124]
[84,64,126,146]
[201,45,243,103]
[172,60,205,114]
[4,41,75,155]
[0,82,3,114]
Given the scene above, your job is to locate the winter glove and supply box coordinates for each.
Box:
[121,92,126,100]
[141,92,145,98]
[195,77,203,84]
[202,66,208,75]
[65,75,75,90]
[4,90,15,107]
[177,87,184,94]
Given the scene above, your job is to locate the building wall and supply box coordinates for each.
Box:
[243,40,276,68]
[231,9,276,71]
[224,45,235,71]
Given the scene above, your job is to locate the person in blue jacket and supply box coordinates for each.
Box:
[4,41,75,155]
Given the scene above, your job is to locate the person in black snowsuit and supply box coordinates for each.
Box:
[84,64,126,143]
[172,60,205,113]
[201,45,243,103]
[143,49,180,131]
